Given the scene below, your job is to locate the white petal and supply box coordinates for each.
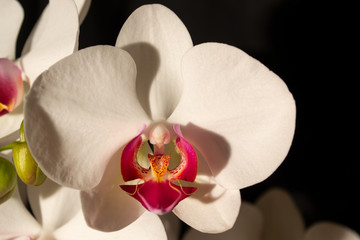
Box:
[183,202,263,240]
[304,222,360,240]
[80,149,145,232]
[73,0,92,24]
[0,101,23,146]
[24,46,150,189]
[19,0,79,85]
[0,182,41,238]
[169,43,296,189]
[173,156,241,233]
[0,0,23,59]
[27,179,81,231]
[54,211,167,240]
[116,4,193,120]
[256,188,304,240]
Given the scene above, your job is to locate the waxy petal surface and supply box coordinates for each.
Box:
[54,211,167,240]
[116,4,193,120]
[0,0,23,60]
[81,149,145,231]
[0,156,41,239]
[24,46,149,189]
[169,43,296,189]
[19,0,79,85]
[27,179,80,231]
[173,155,240,234]
[184,202,263,240]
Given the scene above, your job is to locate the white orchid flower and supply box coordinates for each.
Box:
[0,0,89,146]
[24,4,296,233]
[184,188,360,240]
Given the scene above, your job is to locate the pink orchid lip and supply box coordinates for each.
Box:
[0,58,24,116]
[120,124,198,214]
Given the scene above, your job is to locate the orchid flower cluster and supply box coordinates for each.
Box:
[0,0,357,239]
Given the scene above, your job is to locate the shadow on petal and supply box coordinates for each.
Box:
[80,147,145,232]
[190,182,223,204]
[181,123,230,179]
[121,42,160,119]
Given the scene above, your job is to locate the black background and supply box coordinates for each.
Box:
[16,0,358,235]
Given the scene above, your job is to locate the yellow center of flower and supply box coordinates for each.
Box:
[148,154,170,182]
[0,102,9,111]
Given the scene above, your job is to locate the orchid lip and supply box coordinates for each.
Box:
[120,123,198,214]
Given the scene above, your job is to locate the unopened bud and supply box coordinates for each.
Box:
[12,121,46,186]
[0,157,17,204]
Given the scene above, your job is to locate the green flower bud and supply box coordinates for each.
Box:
[12,143,46,186]
[12,121,46,186]
[0,157,17,204]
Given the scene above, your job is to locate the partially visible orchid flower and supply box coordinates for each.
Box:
[0,156,167,240]
[184,188,360,240]
[24,4,296,233]
[0,0,88,146]
[0,58,23,117]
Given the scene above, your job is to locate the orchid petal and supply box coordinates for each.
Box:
[256,188,305,240]
[171,124,198,182]
[0,101,23,146]
[0,58,23,116]
[0,0,23,60]
[121,125,148,182]
[116,4,193,120]
[73,0,92,24]
[24,46,149,189]
[169,43,296,189]
[173,156,240,233]
[0,179,40,238]
[184,202,263,240]
[19,0,79,85]
[80,148,145,232]
[304,222,360,240]
[54,211,167,240]
[27,179,80,231]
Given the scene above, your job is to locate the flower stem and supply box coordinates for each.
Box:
[0,141,20,152]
